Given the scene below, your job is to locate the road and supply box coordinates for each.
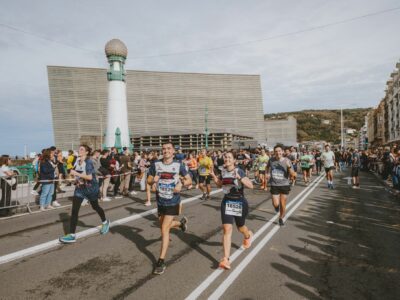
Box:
[0,170,399,299]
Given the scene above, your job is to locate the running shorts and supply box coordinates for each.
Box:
[259,170,266,175]
[221,197,248,227]
[199,175,211,185]
[157,203,180,216]
[270,185,291,195]
[301,167,310,172]
[324,166,335,173]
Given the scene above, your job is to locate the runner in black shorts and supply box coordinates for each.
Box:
[209,151,254,270]
[147,142,192,275]
[266,145,297,226]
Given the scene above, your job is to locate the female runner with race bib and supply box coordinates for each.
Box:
[210,152,254,270]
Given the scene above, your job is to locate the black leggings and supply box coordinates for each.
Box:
[70,196,106,233]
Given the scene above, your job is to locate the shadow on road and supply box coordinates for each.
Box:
[270,171,400,299]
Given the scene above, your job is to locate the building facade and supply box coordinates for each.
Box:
[48,66,265,151]
[366,60,399,148]
[264,116,297,147]
[387,67,400,143]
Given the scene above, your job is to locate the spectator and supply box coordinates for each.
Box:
[99,150,111,202]
[119,147,132,196]
[66,150,76,186]
[39,149,56,211]
[51,151,65,207]
[0,156,15,215]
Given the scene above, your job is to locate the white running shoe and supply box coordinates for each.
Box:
[31,190,39,196]
[114,195,123,199]
[102,197,112,202]
[130,191,138,195]
[46,205,55,210]
[52,201,61,207]
[81,199,89,206]
[40,206,46,212]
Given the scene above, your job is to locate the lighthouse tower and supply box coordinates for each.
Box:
[104,39,131,150]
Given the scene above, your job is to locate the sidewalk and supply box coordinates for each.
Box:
[369,170,400,197]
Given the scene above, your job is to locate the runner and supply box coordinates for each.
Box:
[351,149,360,188]
[266,145,297,226]
[147,142,192,275]
[256,148,269,191]
[300,151,311,185]
[186,152,199,190]
[209,152,254,270]
[321,144,336,189]
[334,149,342,172]
[315,149,322,175]
[59,145,110,243]
[307,150,315,179]
[198,148,213,200]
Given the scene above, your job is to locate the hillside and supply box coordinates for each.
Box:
[264,108,371,143]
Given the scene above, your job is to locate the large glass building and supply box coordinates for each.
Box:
[48,66,265,151]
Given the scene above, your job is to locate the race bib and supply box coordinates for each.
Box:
[225,200,243,216]
[199,167,206,173]
[157,180,175,199]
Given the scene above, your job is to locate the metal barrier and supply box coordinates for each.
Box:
[0,174,34,216]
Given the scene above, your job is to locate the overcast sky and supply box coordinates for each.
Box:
[0,0,399,154]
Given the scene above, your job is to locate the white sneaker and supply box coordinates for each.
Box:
[81,199,89,206]
[130,191,138,195]
[46,205,55,210]
[114,195,123,199]
[52,201,61,207]
[144,202,151,206]
[31,190,39,196]
[40,206,46,212]
[102,197,112,202]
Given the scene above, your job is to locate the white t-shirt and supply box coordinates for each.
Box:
[0,165,11,177]
[321,151,335,168]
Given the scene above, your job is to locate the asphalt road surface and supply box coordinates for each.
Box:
[0,170,399,299]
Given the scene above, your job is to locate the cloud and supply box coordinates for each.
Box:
[0,0,399,154]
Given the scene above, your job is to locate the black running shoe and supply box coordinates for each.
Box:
[201,193,207,200]
[278,218,285,226]
[274,205,279,213]
[206,194,211,200]
[180,216,188,232]
[153,259,166,275]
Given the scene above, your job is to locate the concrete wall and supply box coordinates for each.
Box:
[264,116,297,147]
[48,66,265,150]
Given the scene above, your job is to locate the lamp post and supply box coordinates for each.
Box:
[341,108,344,150]
[205,105,209,149]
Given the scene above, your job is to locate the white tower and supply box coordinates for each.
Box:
[104,39,131,150]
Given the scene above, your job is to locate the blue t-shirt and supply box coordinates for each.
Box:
[149,160,188,206]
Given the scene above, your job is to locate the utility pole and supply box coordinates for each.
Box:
[205,105,209,150]
[341,108,344,150]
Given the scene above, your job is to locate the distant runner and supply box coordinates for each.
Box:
[321,144,336,189]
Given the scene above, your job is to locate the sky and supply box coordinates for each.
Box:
[0,0,399,155]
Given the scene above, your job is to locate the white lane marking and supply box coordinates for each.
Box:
[185,174,324,300]
[208,175,324,300]
[0,189,222,266]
